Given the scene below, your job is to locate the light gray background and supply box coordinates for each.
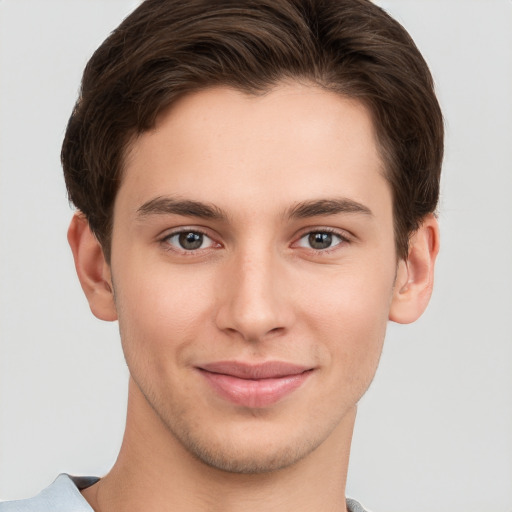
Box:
[1,1,511,511]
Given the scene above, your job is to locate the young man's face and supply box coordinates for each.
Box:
[103,83,402,473]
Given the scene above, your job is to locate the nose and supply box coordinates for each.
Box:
[215,248,294,343]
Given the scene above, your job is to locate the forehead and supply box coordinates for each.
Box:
[119,82,390,220]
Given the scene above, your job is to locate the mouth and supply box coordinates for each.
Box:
[196,361,314,408]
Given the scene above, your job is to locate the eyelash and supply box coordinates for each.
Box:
[159,227,352,254]
[160,228,220,254]
[293,227,351,254]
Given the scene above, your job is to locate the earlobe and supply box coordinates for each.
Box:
[67,213,118,322]
[389,214,440,324]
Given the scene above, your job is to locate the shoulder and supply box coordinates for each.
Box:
[0,474,98,512]
[347,497,373,512]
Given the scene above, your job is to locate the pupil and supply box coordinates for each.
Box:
[179,232,203,250]
[309,232,332,249]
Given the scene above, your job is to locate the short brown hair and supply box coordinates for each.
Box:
[62,0,443,261]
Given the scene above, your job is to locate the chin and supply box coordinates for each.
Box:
[157,400,346,476]
[176,428,319,474]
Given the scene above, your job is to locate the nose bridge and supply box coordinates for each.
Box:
[216,241,291,341]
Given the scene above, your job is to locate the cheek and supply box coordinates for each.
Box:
[301,262,394,374]
[113,263,215,365]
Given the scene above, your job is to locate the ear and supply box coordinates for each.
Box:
[389,214,440,324]
[67,212,118,321]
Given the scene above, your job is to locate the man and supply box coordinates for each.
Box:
[0,0,442,510]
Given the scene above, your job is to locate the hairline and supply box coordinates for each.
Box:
[96,80,407,264]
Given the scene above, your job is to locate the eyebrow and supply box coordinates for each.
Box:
[287,198,373,219]
[136,196,372,222]
[136,196,225,220]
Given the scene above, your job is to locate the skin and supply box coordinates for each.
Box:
[69,82,439,512]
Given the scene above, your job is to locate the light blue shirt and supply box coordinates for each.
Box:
[0,474,97,512]
[0,474,370,511]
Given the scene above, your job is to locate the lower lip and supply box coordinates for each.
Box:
[199,369,312,408]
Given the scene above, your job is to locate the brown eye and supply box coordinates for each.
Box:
[178,232,203,250]
[308,232,333,250]
[164,230,215,251]
[296,231,345,251]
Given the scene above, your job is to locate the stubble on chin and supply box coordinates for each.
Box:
[133,375,336,475]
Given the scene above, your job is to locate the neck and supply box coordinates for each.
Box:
[83,378,355,512]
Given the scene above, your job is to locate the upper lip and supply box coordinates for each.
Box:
[198,361,312,379]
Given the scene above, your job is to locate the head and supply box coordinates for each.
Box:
[62,0,443,263]
[63,0,442,476]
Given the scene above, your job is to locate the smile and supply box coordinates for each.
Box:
[197,361,314,408]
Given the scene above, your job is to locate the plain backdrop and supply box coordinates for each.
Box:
[0,1,511,511]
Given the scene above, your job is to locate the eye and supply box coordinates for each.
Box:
[164,230,216,251]
[297,231,345,250]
